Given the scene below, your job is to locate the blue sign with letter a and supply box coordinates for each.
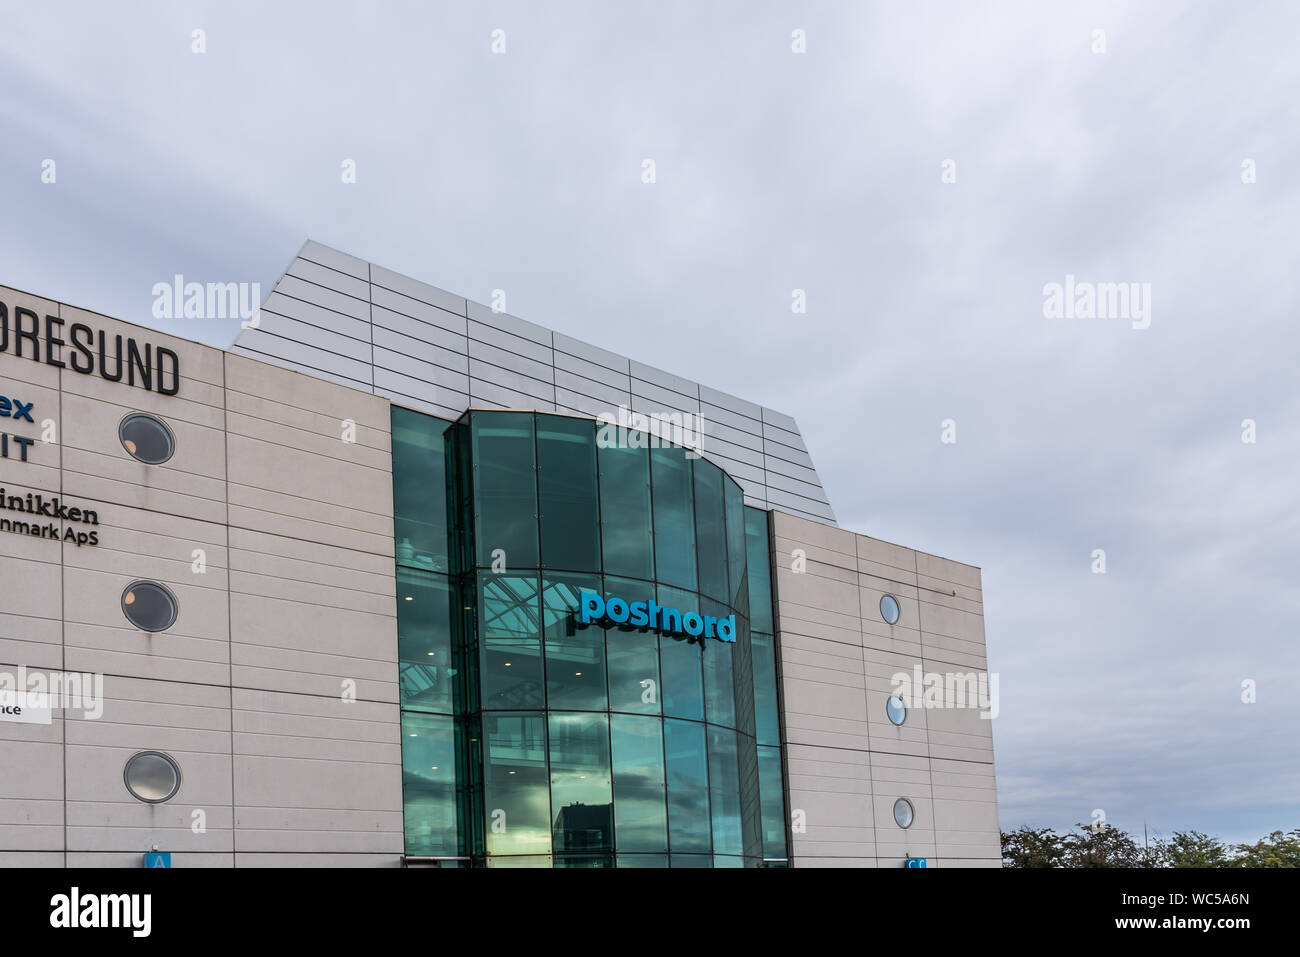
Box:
[144,851,171,868]
[905,857,926,868]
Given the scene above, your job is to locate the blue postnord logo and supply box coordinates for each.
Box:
[579,590,735,643]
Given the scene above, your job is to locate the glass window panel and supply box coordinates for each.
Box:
[758,744,789,860]
[554,854,613,868]
[480,573,543,710]
[670,854,712,868]
[657,584,704,721]
[725,480,749,613]
[401,712,463,857]
[392,408,453,573]
[693,462,728,603]
[398,568,457,714]
[604,575,661,715]
[617,854,668,868]
[548,712,613,854]
[713,855,745,868]
[707,727,743,856]
[650,446,697,590]
[597,442,653,580]
[472,412,539,569]
[542,573,607,711]
[538,416,601,572]
[702,597,737,729]
[611,714,667,852]
[483,712,550,856]
[744,507,773,634]
[663,718,710,853]
[751,631,781,746]
[486,854,552,868]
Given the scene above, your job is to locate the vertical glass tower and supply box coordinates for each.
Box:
[392,407,788,867]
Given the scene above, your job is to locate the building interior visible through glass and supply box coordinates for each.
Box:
[392,408,788,867]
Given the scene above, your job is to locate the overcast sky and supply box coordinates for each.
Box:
[2,1,1296,846]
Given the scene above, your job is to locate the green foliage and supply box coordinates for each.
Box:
[1002,824,1295,867]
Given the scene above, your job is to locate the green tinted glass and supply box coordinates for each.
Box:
[707,726,744,855]
[401,711,464,857]
[392,407,452,573]
[604,575,661,715]
[472,412,539,569]
[598,443,653,580]
[664,718,710,852]
[480,573,543,710]
[758,744,789,860]
[482,712,551,856]
[693,462,728,603]
[397,567,456,714]
[657,583,703,721]
[542,573,607,711]
[538,416,600,572]
[548,712,613,854]
[744,507,773,634]
[611,713,667,852]
[650,447,697,590]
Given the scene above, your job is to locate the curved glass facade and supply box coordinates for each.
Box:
[393,406,788,867]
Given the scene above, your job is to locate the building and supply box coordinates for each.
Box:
[0,240,1000,867]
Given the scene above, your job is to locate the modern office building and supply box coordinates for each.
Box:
[0,241,1000,867]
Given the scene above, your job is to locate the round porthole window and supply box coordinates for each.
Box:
[119,412,175,464]
[893,797,915,829]
[880,594,901,625]
[886,695,908,726]
[123,750,182,803]
[121,581,178,632]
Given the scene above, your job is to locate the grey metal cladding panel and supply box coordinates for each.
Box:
[370,264,468,318]
[555,390,616,420]
[234,328,373,385]
[230,343,371,392]
[701,450,767,487]
[765,485,836,521]
[273,273,369,322]
[764,454,824,487]
[701,436,765,472]
[762,420,809,454]
[262,290,371,342]
[371,325,468,377]
[468,319,553,367]
[470,377,556,410]
[376,388,464,423]
[469,359,554,406]
[760,406,800,433]
[553,368,630,409]
[554,332,630,373]
[630,377,700,414]
[371,305,468,358]
[765,468,831,502]
[554,350,632,392]
[470,358,555,403]
[700,401,763,439]
[299,241,369,279]
[467,336,554,383]
[257,310,371,364]
[630,360,699,401]
[374,367,468,413]
[705,417,766,454]
[374,346,470,395]
[466,300,553,348]
[700,384,763,421]
[764,439,816,472]
[285,256,370,301]
[371,285,468,336]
